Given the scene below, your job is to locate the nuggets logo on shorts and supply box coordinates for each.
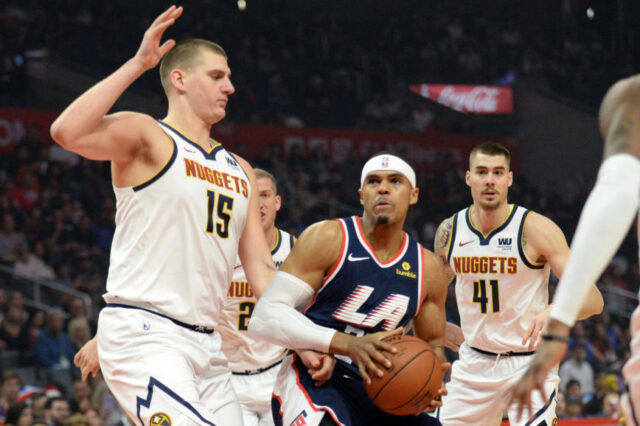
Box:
[551,418,558,426]
[150,412,171,425]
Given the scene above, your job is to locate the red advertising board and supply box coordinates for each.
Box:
[0,107,517,170]
[410,84,514,114]
[212,123,517,171]
[0,107,59,153]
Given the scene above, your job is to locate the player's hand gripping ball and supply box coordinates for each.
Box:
[364,335,442,416]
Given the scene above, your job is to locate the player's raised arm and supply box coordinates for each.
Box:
[509,75,640,421]
[236,155,276,300]
[50,6,183,162]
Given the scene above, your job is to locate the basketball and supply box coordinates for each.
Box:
[364,335,442,416]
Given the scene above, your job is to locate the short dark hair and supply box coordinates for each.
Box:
[469,142,511,169]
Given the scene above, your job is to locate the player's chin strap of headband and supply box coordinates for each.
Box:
[360,154,416,188]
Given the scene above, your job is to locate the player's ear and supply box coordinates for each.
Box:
[465,170,471,187]
[171,69,187,93]
[358,188,364,206]
[507,170,513,187]
[409,187,419,205]
[275,195,282,212]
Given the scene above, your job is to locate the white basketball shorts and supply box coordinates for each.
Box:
[439,343,559,426]
[97,306,242,426]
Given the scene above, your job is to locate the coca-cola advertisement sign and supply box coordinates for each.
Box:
[409,84,513,114]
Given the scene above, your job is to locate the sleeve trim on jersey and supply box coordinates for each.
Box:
[290,233,296,247]
[271,228,282,255]
[133,134,177,192]
[415,245,426,316]
[466,204,517,246]
[445,213,458,262]
[518,210,545,269]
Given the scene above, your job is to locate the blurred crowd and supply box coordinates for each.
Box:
[1,0,636,130]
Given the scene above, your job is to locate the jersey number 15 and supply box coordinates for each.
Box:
[206,190,234,238]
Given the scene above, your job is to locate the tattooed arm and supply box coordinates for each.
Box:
[433,217,456,285]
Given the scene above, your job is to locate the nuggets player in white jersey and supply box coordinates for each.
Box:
[434,142,604,426]
[510,75,640,425]
[51,7,276,425]
[218,168,295,426]
[249,154,450,426]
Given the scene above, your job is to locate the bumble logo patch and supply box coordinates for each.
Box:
[396,261,416,279]
[150,412,171,425]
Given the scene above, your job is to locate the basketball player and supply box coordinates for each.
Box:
[73,168,334,426]
[434,142,604,426]
[249,153,449,425]
[51,7,276,425]
[509,75,640,424]
[219,168,334,426]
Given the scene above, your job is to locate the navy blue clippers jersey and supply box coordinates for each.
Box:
[304,216,425,377]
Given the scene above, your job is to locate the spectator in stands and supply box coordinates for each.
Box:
[33,309,76,370]
[26,310,45,348]
[560,343,596,396]
[555,390,567,418]
[4,402,30,426]
[564,395,584,419]
[569,322,595,362]
[5,401,33,426]
[64,413,91,426]
[31,392,48,423]
[584,371,611,415]
[0,305,30,353]
[0,371,21,423]
[69,379,91,414]
[0,214,25,263]
[65,298,95,335]
[598,391,620,419]
[83,408,103,426]
[66,319,90,357]
[591,322,619,371]
[12,243,55,280]
[44,397,70,426]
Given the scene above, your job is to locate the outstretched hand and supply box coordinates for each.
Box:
[74,336,100,381]
[508,319,570,422]
[134,6,183,70]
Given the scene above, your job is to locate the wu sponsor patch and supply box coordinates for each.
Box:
[150,412,171,425]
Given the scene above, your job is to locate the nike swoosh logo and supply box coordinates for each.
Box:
[347,253,369,262]
[459,240,474,247]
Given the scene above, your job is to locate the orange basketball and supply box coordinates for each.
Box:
[364,335,442,416]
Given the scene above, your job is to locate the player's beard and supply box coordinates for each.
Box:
[376,215,390,225]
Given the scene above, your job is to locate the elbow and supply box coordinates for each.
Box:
[50,120,71,148]
[50,118,80,150]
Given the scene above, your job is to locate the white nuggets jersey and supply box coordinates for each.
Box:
[447,204,550,353]
[104,121,251,328]
[218,228,295,372]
